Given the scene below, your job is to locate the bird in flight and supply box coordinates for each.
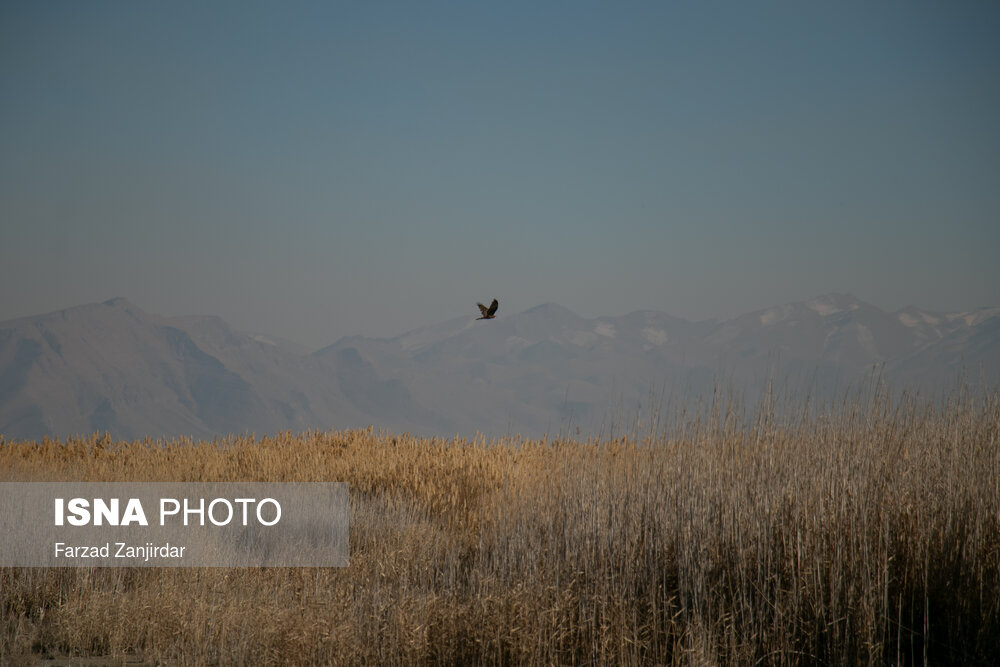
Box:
[476,299,499,320]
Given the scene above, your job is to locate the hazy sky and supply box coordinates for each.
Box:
[2,2,998,349]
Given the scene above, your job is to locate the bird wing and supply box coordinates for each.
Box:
[487,299,499,316]
[477,302,490,317]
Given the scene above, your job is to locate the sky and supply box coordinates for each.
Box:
[2,1,999,349]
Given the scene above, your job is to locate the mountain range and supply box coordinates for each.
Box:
[1,294,997,441]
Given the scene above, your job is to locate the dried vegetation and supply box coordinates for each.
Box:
[1,383,998,665]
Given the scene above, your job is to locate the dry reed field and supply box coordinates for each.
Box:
[1,383,999,665]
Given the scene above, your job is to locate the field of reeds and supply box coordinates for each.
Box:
[1,383,999,665]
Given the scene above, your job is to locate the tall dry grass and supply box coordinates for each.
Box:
[1,383,998,665]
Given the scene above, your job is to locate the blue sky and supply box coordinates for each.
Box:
[2,2,998,348]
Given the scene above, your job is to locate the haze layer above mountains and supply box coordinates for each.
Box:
[1,295,997,441]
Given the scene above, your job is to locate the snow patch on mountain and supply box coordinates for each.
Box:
[569,331,599,347]
[760,306,791,326]
[951,308,1000,327]
[641,328,668,346]
[807,295,859,317]
[898,309,942,327]
[594,322,616,338]
[856,324,877,356]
